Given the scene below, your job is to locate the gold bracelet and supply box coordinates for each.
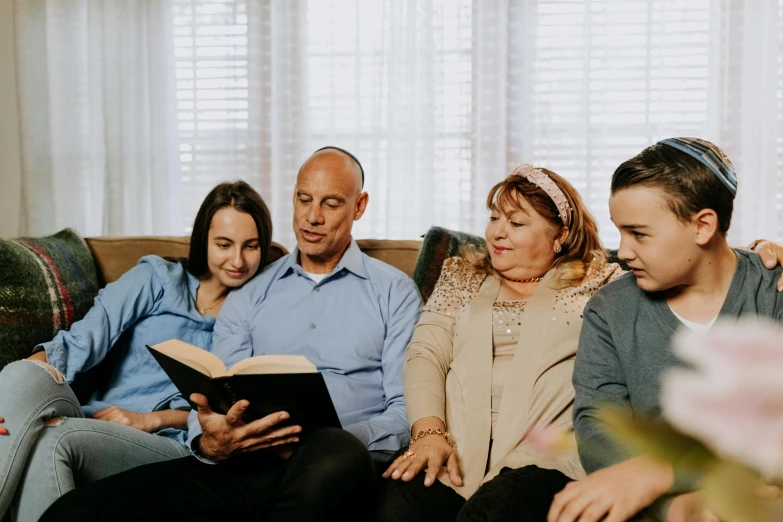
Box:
[409,427,453,447]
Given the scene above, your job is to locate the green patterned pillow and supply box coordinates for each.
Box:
[413,226,486,302]
[0,229,99,369]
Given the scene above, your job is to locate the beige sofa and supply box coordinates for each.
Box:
[84,236,424,285]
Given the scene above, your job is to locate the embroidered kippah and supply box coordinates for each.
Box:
[508,164,572,227]
[658,137,737,197]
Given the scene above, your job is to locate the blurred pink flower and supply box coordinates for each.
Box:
[662,317,783,479]
[525,423,574,456]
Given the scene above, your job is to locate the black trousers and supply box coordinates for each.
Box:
[39,427,376,522]
[377,464,572,522]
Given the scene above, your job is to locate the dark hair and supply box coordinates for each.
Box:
[611,141,735,234]
[464,168,606,289]
[186,181,273,278]
[313,146,364,187]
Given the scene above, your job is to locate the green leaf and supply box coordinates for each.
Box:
[596,407,715,474]
[700,460,774,522]
[593,407,779,522]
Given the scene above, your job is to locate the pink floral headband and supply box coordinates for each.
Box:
[508,164,572,227]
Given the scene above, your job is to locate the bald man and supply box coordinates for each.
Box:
[43,148,422,522]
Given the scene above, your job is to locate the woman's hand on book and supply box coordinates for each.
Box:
[191,393,302,462]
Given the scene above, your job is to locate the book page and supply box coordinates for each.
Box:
[228,355,317,376]
[150,339,228,377]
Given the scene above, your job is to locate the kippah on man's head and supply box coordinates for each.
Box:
[313,146,364,188]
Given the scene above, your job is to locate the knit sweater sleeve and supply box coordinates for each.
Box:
[572,295,632,473]
[573,288,699,500]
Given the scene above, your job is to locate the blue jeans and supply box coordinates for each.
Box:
[0,360,190,522]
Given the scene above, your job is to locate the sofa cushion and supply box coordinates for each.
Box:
[356,239,422,280]
[0,229,99,369]
[413,226,486,302]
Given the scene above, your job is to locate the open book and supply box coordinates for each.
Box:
[148,339,341,430]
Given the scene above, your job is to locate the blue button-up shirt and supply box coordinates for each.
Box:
[39,256,215,444]
[186,239,422,453]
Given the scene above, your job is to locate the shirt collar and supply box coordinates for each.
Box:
[279,238,368,281]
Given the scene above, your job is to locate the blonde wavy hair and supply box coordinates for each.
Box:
[463,168,606,290]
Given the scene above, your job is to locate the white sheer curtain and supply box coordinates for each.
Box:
[171,0,475,248]
[301,0,475,244]
[169,0,783,249]
[713,0,780,245]
[13,0,783,246]
[170,0,308,240]
[488,0,782,247]
[15,0,181,237]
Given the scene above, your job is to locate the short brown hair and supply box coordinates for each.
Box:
[611,140,735,233]
[464,168,606,289]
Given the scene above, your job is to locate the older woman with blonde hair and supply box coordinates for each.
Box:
[378,165,623,522]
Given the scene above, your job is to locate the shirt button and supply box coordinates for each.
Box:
[310,323,316,329]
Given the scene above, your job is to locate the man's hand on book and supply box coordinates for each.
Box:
[191,393,302,462]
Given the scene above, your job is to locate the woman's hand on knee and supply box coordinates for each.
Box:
[382,435,462,487]
[92,405,158,432]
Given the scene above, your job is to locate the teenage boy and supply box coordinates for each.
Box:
[549,138,783,522]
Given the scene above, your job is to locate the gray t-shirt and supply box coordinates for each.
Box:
[573,249,783,477]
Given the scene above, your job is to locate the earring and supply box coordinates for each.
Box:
[555,245,562,254]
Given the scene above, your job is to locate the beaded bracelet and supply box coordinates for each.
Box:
[409,427,453,447]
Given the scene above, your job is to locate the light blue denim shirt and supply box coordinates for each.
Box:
[186,239,422,455]
[37,255,215,444]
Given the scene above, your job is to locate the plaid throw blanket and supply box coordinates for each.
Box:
[413,226,486,303]
[0,229,99,369]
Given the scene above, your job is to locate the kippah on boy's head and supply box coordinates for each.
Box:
[611,137,737,235]
[608,137,738,293]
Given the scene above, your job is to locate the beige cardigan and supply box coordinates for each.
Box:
[403,257,622,499]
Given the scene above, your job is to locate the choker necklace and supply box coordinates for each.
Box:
[503,275,543,284]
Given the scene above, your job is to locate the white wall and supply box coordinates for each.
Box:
[0,1,22,238]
